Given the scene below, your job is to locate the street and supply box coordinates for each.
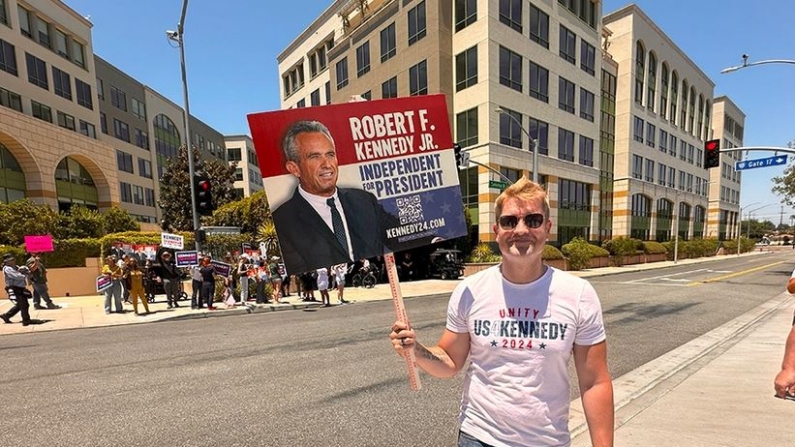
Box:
[0,252,792,446]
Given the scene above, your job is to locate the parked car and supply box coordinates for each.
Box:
[427,249,464,280]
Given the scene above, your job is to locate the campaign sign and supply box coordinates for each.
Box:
[161,232,184,250]
[24,235,54,253]
[211,260,232,278]
[247,94,467,275]
[96,275,112,293]
[175,250,199,267]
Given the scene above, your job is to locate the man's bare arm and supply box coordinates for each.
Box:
[574,341,614,447]
[390,323,470,379]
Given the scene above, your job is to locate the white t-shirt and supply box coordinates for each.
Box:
[446,265,606,447]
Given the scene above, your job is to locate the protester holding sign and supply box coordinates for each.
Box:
[199,256,217,310]
[389,177,614,447]
[124,259,150,316]
[101,255,124,314]
[26,253,60,309]
[158,251,181,309]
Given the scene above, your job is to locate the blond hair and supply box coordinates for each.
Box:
[494,176,549,218]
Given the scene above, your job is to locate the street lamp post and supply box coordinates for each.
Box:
[166,0,201,251]
[721,54,795,74]
[745,203,777,239]
[495,109,539,183]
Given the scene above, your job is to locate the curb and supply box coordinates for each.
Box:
[157,302,325,322]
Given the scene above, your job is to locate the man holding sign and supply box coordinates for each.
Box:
[390,177,614,447]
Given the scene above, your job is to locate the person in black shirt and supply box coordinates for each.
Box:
[159,251,181,309]
[199,256,217,310]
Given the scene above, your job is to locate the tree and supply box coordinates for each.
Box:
[256,219,280,259]
[772,160,795,205]
[55,205,105,239]
[0,199,60,245]
[158,146,238,231]
[102,207,141,233]
[208,190,271,234]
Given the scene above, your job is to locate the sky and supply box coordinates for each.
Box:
[63,0,795,224]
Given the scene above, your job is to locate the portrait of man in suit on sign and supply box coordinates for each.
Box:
[272,120,401,275]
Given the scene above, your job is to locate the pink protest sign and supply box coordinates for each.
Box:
[24,235,54,253]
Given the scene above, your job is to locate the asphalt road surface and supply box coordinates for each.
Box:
[1,252,791,446]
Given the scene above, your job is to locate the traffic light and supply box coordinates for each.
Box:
[704,139,720,169]
[195,228,206,244]
[453,144,470,169]
[193,173,214,216]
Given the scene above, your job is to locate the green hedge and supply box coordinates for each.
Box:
[642,241,667,255]
[561,237,609,271]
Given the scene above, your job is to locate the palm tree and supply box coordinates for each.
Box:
[256,218,280,259]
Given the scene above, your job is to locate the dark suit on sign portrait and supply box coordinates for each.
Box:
[272,187,400,275]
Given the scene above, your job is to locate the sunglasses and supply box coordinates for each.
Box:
[498,213,546,230]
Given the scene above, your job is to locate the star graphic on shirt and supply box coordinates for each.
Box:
[539,343,547,350]
[490,340,498,347]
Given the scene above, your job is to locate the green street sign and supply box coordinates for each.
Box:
[489,180,508,191]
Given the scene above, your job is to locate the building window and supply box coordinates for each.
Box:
[455,0,477,32]
[499,0,522,32]
[380,23,396,62]
[324,81,331,105]
[669,135,677,157]
[110,86,127,111]
[335,57,348,90]
[498,109,523,149]
[57,111,75,131]
[54,29,68,58]
[455,46,477,92]
[361,90,371,100]
[529,117,549,155]
[382,76,397,99]
[559,25,576,65]
[579,88,594,122]
[456,107,478,148]
[31,100,51,122]
[635,41,645,105]
[71,40,85,68]
[0,87,22,113]
[79,120,96,139]
[96,77,104,100]
[680,140,687,161]
[646,123,656,147]
[119,182,133,203]
[37,18,50,48]
[409,60,427,96]
[113,118,130,143]
[227,148,242,162]
[145,188,156,207]
[25,53,47,89]
[234,168,244,181]
[579,136,593,167]
[407,1,426,46]
[647,52,657,112]
[632,155,643,179]
[529,61,548,102]
[138,158,152,179]
[499,46,522,92]
[667,166,675,187]
[356,41,370,77]
[18,6,31,37]
[660,64,669,120]
[117,150,134,173]
[558,128,575,162]
[0,39,17,76]
[645,159,654,182]
[529,5,549,49]
[659,129,668,153]
[311,88,320,106]
[75,78,92,110]
[558,77,575,114]
[134,128,149,150]
[0,0,9,26]
[131,98,146,120]
[633,116,644,143]
[131,185,144,205]
[581,41,595,75]
[559,179,592,212]
[100,112,108,134]
[52,66,72,100]
[658,164,667,186]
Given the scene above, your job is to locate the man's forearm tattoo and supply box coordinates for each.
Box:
[415,344,450,364]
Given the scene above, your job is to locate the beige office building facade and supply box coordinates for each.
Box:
[278,0,610,247]
[224,134,263,198]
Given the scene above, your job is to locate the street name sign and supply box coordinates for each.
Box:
[735,155,787,171]
[489,180,508,190]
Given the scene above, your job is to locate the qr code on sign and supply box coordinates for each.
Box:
[396,195,423,225]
